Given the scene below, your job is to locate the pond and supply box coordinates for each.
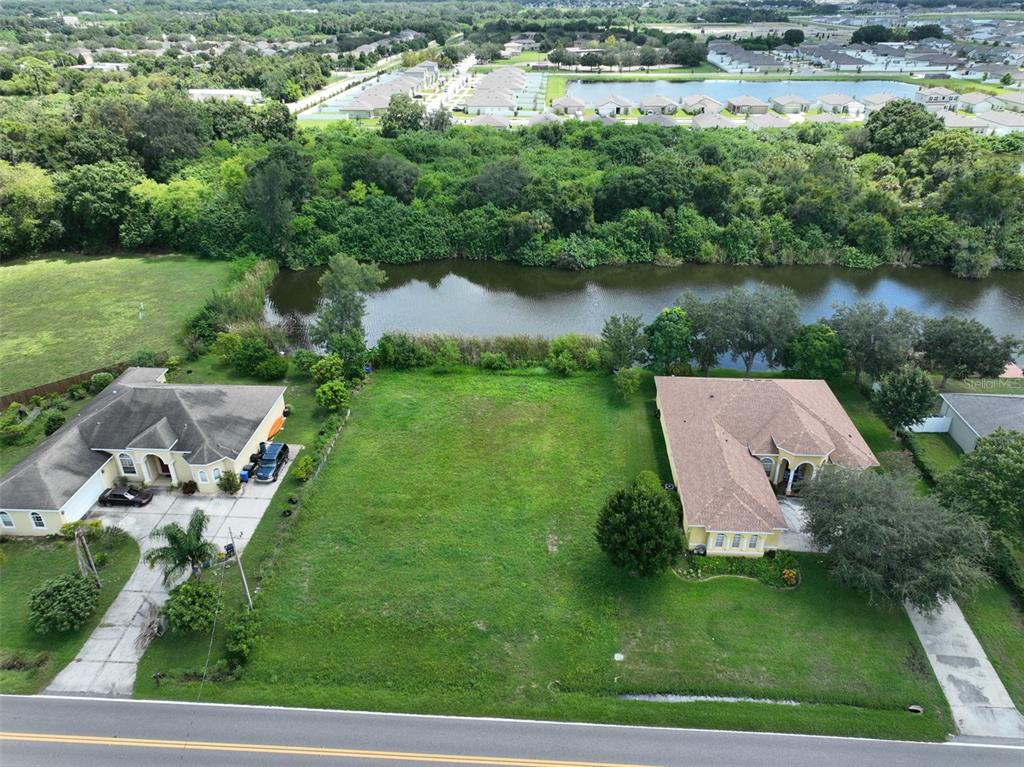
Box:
[565,79,920,105]
[267,261,1024,367]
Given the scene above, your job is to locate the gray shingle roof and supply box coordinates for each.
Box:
[0,368,284,512]
[942,394,1024,438]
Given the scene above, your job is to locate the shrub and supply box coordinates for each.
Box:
[433,340,462,369]
[0,419,27,446]
[59,520,84,540]
[293,349,319,376]
[225,608,262,666]
[478,352,511,371]
[93,552,110,568]
[43,411,66,436]
[310,353,344,385]
[66,384,86,400]
[292,453,316,482]
[548,333,600,369]
[27,574,99,634]
[164,579,220,633]
[129,350,167,367]
[546,350,578,377]
[88,372,114,394]
[181,480,199,495]
[316,379,351,413]
[614,368,643,399]
[218,469,241,495]
[254,354,289,381]
[374,332,433,369]
[595,471,683,577]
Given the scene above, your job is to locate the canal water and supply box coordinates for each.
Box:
[267,261,1024,365]
[565,79,919,105]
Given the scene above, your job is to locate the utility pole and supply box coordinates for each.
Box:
[228,527,253,611]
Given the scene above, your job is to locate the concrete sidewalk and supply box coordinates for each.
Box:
[908,599,1024,740]
[45,447,299,696]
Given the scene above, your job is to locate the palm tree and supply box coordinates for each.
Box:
[144,508,218,586]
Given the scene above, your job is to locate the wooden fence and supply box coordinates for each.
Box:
[0,362,128,410]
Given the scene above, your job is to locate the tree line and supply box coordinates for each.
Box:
[4,93,1023,279]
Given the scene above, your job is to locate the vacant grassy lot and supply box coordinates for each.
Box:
[961,582,1024,710]
[138,369,950,739]
[0,254,235,394]
[0,533,139,693]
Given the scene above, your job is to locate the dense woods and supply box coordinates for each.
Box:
[3,90,1023,279]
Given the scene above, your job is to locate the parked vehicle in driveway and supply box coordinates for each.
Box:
[253,442,289,483]
[98,485,154,507]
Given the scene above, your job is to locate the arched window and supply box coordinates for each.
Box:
[213,468,222,481]
[30,512,45,529]
[760,457,773,475]
[0,511,14,528]
[118,453,137,475]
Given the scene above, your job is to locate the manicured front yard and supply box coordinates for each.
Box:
[960,582,1024,710]
[0,532,139,693]
[0,254,235,394]
[138,369,950,740]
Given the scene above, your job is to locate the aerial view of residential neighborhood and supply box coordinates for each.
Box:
[1,0,1023,764]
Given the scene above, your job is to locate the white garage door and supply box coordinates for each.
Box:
[61,470,107,522]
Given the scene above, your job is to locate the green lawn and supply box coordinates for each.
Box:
[960,582,1024,710]
[0,254,236,394]
[138,369,950,740]
[907,433,962,484]
[0,532,139,693]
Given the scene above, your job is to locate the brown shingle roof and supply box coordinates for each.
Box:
[655,377,878,533]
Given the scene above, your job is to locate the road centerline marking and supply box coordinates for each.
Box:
[0,732,661,767]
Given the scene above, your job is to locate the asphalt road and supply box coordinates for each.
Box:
[1,695,1021,767]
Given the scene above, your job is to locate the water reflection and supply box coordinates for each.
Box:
[267,261,1024,366]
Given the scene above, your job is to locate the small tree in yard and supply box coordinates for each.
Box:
[780,323,846,382]
[316,378,350,412]
[145,508,218,585]
[645,307,692,374]
[802,469,987,612]
[938,429,1024,542]
[918,316,1018,388]
[27,574,99,634]
[88,372,114,394]
[218,469,241,495]
[874,365,937,437]
[596,471,682,577]
[614,368,643,400]
[310,353,344,385]
[601,314,647,371]
[164,579,220,633]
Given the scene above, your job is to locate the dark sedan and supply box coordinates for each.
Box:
[98,485,154,507]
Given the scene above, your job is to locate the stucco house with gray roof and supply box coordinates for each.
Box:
[933,394,1024,453]
[0,368,285,536]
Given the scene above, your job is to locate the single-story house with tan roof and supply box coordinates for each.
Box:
[769,94,810,114]
[655,377,878,557]
[0,368,286,536]
[639,95,677,115]
[551,95,585,115]
[679,95,723,115]
[725,95,769,114]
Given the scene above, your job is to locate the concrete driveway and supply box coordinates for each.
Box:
[45,445,300,697]
[908,600,1024,740]
[777,498,820,553]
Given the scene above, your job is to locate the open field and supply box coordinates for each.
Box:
[960,582,1024,710]
[0,254,236,394]
[138,368,950,740]
[0,533,139,693]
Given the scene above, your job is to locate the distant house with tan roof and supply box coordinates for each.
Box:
[655,377,878,557]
